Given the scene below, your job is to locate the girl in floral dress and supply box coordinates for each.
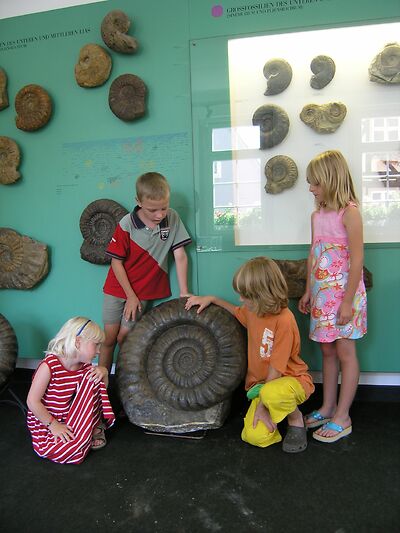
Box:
[298,150,367,443]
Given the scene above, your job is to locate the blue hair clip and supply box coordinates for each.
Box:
[77,319,91,336]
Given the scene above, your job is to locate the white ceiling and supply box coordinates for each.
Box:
[0,0,107,20]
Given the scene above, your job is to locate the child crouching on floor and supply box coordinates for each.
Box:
[185,256,314,453]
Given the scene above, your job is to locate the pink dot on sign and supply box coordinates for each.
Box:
[211,5,223,17]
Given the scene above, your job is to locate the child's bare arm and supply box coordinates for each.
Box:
[111,258,141,320]
[173,246,190,296]
[27,364,75,441]
[185,295,236,315]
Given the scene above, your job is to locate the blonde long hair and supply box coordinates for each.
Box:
[306,150,359,210]
[232,257,288,316]
[45,317,105,360]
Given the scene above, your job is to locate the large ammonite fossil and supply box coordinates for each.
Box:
[109,74,147,121]
[116,298,247,433]
[0,228,49,289]
[263,58,293,96]
[101,10,138,54]
[369,42,400,85]
[0,137,21,185]
[264,155,298,194]
[310,55,336,90]
[0,314,18,392]
[15,84,52,132]
[75,43,112,88]
[300,102,347,133]
[0,68,9,110]
[252,104,290,149]
[79,199,128,264]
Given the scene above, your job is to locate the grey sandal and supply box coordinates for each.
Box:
[282,426,307,453]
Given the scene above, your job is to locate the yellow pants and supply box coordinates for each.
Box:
[241,377,306,448]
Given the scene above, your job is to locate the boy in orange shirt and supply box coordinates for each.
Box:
[186,256,314,453]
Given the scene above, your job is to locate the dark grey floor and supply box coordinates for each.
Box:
[1,369,399,533]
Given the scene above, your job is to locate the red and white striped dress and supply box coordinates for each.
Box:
[27,354,115,464]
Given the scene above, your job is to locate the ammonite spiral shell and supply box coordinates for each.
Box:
[263,58,293,95]
[264,155,298,194]
[0,68,9,110]
[252,104,290,149]
[0,314,18,392]
[116,298,246,433]
[101,10,138,54]
[109,74,147,121]
[300,102,347,133]
[0,137,21,185]
[79,199,128,264]
[0,228,49,289]
[75,43,112,88]
[369,42,400,84]
[15,84,52,132]
[310,55,336,90]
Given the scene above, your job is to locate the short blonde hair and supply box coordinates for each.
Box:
[136,172,170,201]
[45,317,105,359]
[306,150,358,210]
[232,257,288,316]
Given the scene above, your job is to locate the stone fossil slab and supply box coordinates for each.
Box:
[116,298,246,433]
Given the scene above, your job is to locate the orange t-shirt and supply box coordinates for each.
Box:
[234,306,314,398]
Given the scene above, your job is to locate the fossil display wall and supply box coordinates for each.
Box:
[0,0,399,375]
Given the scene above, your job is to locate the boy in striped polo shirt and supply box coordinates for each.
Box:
[99,172,192,373]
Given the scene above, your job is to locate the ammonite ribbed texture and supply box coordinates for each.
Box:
[0,228,48,289]
[15,84,52,131]
[310,55,336,90]
[263,58,293,95]
[264,155,298,194]
[109,74,147,121]
[116,298,246,431]
[252,104,290,149]
[300,102,347,133]
[0,314,18,391]
[75,43,112,88]
[79,199,128,264]
[369,42,400,84]
[0,68,9,110]
[101,10,138,54]
[0,137,21,185]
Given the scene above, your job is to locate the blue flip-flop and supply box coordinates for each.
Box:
[312,421,352,443]
[304,410,331,429]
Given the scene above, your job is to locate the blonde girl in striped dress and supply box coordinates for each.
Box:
[27,317,115,464]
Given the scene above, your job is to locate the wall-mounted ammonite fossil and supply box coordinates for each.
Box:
[116,298,246,433]
[300,102,347,133]
[310,55,336,90]
[263,58,293,95]
[109,74,147,121]
[0,68,9,110]
[264,155,298,194]
[75,43,112,88]
[15,84,52,132]
[79,199,128,264]
[252,104,290,149]
[369,42,400,85]
[101,10,138,54]
[0,137,21,185]
[0,314,18,392]
[0,228,49,289]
